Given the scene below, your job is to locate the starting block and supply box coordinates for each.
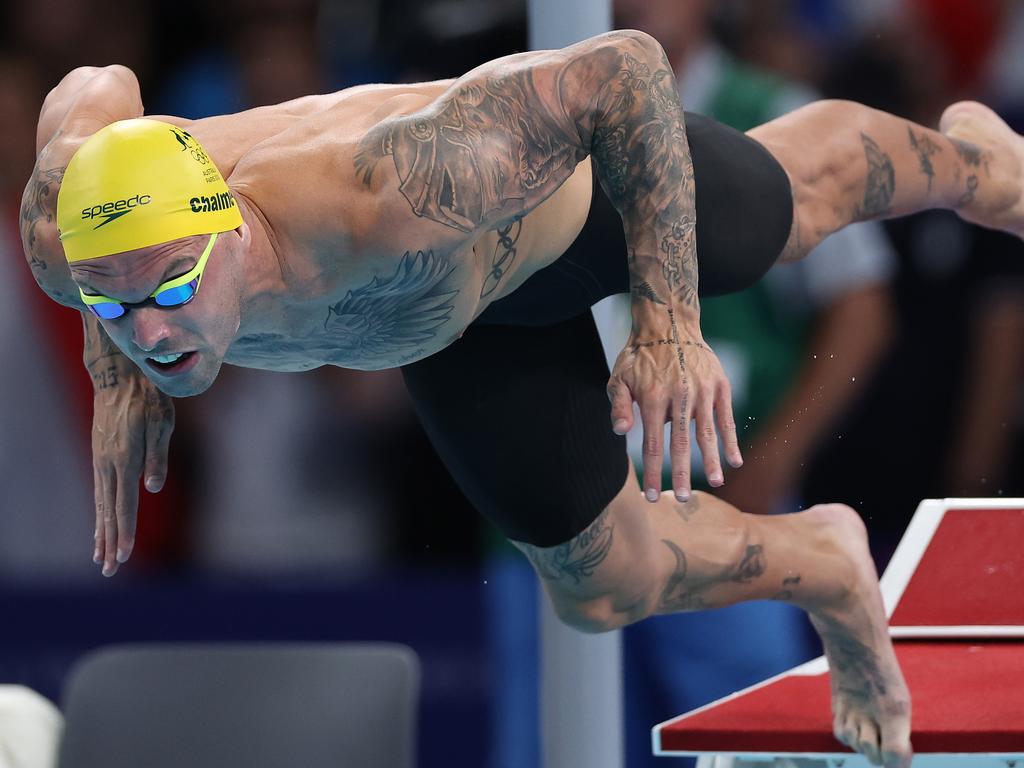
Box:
[652,499,1024,767]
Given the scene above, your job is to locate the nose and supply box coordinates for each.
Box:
[130,307,173,352]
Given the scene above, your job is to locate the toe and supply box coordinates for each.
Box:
[939,100,988,134]
[856,718,883,766]
[879,709,914,768]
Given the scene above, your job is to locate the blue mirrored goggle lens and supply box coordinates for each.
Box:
[89,302,126,320]
[154,279,198,307]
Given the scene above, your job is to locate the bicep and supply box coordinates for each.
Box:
[351,51,593,237]
[350,30,670,236]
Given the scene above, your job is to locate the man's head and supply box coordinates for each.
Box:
[57,118,246,396]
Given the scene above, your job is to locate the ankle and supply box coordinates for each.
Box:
[792,504,864,613]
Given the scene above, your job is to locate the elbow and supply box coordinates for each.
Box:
[607,28,670,66]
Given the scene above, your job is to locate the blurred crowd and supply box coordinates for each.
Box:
[2,0,1024,765]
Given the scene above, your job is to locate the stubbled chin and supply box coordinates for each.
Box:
[150,358,221,398]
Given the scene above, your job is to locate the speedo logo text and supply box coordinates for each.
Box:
[82,194,152,229]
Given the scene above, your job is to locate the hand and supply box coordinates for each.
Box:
[91,362,174,576]
[607,325,741,502]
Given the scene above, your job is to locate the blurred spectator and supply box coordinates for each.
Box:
[804,2,1024,567]
[5,0,153,98]
[0,55,94,578]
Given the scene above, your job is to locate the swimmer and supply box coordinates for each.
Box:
[22,34,1024,768]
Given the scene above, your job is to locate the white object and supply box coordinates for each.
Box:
[0,686,63,768]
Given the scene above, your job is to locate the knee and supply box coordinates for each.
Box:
[549,592,647,634]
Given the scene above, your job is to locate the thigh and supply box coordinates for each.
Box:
[401,312,630,548]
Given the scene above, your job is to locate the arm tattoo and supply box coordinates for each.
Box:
[82,313,128,390]
[355,32,700,312]
[856,133,895,219]
[480,219,521,299]
[631,281,666,305]
[907,126,941,193]
[519,508,614,586]
[20,165,65,272]
[354,75,582,233]
[630,337,708,353]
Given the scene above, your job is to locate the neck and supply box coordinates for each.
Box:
[232,191,289,337]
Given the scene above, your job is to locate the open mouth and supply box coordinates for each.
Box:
[145,350,199,376]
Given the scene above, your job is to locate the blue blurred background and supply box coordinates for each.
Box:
[2,1,1024,766]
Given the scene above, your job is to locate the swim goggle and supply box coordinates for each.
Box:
[78,232,219,320]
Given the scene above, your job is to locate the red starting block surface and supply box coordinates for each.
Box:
[653,499,1024,765]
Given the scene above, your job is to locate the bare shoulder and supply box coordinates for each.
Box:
[226,80,460,253]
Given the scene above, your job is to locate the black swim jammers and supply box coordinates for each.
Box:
[402,112,794,547]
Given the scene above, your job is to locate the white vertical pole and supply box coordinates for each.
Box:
[527,0,612,51]
[527,5,622,768]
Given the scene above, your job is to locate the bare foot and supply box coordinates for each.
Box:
[803,504,913,768]
[939,100,1024,239]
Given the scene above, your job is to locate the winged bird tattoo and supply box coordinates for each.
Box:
[321,249,459,366]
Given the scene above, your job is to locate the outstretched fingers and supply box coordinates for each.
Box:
[640,395,668,502]
[715,380,742,468]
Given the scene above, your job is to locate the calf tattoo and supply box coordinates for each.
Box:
[907,126,941,193]
[658,538,768,613]
[772,574,802,601]
[857,133,895,218]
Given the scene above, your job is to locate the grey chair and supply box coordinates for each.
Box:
[57,643,419,768]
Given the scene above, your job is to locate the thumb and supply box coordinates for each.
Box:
[143,401,174,493]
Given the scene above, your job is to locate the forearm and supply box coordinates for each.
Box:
[581,32,699,327]
[82,313,136,392]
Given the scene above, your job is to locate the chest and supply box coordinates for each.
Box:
[225,248,477,371]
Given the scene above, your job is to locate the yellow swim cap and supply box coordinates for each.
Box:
[57,118,243,263]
